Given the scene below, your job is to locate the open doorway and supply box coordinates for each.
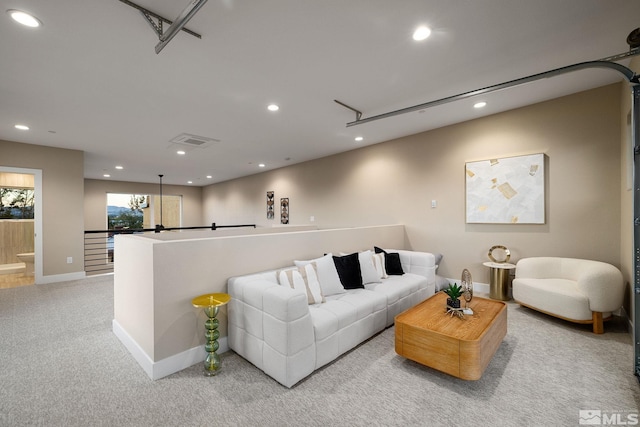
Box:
[105,192,181,262]
[107,193,182,230]
[0,167,42,289]
[86,193,183,276]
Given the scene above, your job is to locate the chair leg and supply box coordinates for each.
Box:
[592,311,604,334]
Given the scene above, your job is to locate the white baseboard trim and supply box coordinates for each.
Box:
[37,271,86,284]
[473,282,490,295]
[444,277,490,295]
[112,319,229,380]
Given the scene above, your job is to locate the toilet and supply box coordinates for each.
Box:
[16,252,34,276]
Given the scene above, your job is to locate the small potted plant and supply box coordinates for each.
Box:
[443,283,463,309]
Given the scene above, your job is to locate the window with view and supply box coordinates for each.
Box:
[0,188,34,219]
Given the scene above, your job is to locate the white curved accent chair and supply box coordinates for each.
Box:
[512,257,624,334]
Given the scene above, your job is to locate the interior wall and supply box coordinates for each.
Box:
[83,179,203,230]
[203,84,623,284]
[0,140,84,277]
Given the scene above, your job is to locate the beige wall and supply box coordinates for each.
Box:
[0,140,84,277]
[203,84,623,285]
[84,179,203,230]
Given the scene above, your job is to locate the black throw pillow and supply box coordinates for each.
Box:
[332,253,364,289]
[374,246,405,276]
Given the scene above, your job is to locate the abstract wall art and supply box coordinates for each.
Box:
[465,153,545,224]
[267,191,274,219]
[280,198,289,224]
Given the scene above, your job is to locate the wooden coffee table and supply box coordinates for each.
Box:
[395,292,507,380]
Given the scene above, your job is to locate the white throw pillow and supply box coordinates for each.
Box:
[372,252,388,279]
[295,253,345,296]
[358,250,382,284]
[278,263,325,304]
[339,250,380,284]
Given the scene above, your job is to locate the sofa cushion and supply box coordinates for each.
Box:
[295,254,345,296]
[310,289,387,341]
[359,250,382,284]
[341,250,381,284]
[374,247,405,275]
[278,263,325,304]
[433,252,443,267]
[371,252,387,279]
[333,253,364,289]
[365,273,424,305]
[512,277,593,321]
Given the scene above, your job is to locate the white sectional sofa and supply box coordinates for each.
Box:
[227,248,436,387]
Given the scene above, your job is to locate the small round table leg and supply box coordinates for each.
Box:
[203,305,221,376]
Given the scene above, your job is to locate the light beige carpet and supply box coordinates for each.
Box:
[0,275,638,426]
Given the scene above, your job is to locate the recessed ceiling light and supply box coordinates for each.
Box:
[115,165,124,170]
[177,150,186,155]
[14,124,29,130]
[474,101,487,109]
[258,163,266,168]
[206,175,212,179]
[8,10,42,28]
[103,174,111,178]
[413,25,431,41]
[187,181,193,184]
[267,104,279,112]
[355,136,364,142]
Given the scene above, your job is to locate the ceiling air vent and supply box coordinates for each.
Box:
[169,133,219,149]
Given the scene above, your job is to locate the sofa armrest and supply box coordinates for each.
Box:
[576,262,624,313]
[390,249,436,284]
[228,273,313,348]
[227,273,316,387]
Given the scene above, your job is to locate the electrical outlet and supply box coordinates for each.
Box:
[67,257,73,264]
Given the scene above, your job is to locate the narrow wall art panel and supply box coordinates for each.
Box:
[267,191,274,219]
[465,153,545,224]
[280,198,289,224]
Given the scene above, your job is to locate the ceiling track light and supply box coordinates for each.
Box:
[334,99,362,122]
[341,56,639,128]
[119,0,208,54]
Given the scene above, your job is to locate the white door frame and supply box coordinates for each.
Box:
[0,166,43,283]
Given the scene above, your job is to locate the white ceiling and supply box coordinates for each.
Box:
[1,0,639,186]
